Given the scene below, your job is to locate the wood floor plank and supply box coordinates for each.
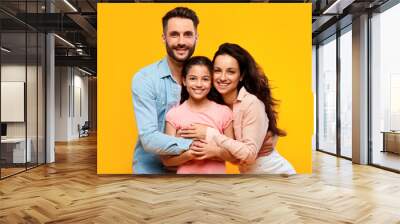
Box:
[1,134,400,223]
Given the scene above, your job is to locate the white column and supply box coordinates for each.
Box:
[352,14,369,164]
[46,33,55,163]
[45,1,55,163]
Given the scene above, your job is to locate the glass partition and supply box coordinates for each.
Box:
[0,1,46,179]
[1,30,28,177]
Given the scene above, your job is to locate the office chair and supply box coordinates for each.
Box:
[79,121,90,138]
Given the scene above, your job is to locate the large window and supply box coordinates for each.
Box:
[339,27,352,158]
[316,25,353,159]
[371,2,400,171]
[317,35,337,154]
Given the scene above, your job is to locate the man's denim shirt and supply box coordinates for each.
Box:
[131,57,192,174]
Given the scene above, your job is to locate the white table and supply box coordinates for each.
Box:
[1,138,31,163]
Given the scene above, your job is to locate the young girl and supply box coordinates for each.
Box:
[161,56,234,174]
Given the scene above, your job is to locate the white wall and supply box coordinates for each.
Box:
[1,64,38,137]
[1,64,25,81]
[55,66,70,141]
[1,63,46,164]
[55,67,89,141]
[73,72,89,137]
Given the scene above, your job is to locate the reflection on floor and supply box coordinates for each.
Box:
[0,162,42,179]
[340,147,352,158]
[373,150,400,171]
[0,167,25,177]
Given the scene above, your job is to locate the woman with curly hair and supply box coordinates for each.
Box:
[179,43,296,175]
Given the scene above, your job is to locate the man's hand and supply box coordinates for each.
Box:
[258,131,275,155]
[177,123,208,140]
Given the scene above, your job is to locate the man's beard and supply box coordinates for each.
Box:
[165,42,195,63]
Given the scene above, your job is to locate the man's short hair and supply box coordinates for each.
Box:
[162,7,199,32]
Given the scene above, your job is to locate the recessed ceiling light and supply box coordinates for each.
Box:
[322,0,355,15]
[1,47,11,53]
[78,67,93,76]
[54,34,75,48]
[63,0,78,12]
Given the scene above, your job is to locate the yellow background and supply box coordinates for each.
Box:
[98,3,313,174]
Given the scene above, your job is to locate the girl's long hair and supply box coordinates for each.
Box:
[180,56,224,105]
[212,43,286,136]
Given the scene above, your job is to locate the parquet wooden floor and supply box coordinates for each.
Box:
[1,134,400,224]
[1,167,26,178]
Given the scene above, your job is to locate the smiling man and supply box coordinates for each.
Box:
[131,7,199,174]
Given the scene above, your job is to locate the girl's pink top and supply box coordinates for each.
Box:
[166,100,232,174]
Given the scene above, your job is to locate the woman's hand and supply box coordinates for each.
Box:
[189,139,220,160]
[177,123,208,140]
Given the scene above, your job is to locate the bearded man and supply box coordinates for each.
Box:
[131,7,199,174]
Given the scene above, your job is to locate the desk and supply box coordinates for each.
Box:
[1,138,31,163]
[381,131,400,154]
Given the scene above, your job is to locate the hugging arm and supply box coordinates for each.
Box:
[160,122,195,167]
[208,101,269,165]
[216,122,239,163]
[132,73,192,155]
[189,122,238,163]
